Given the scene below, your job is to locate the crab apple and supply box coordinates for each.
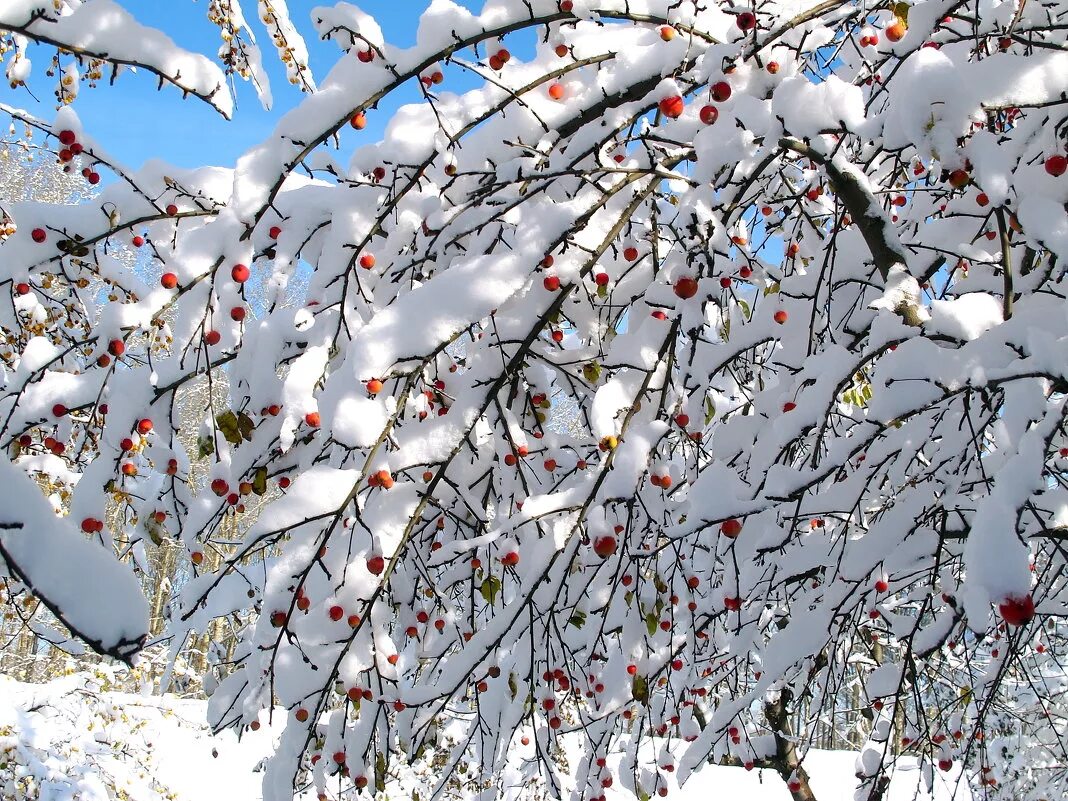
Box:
[305,411,321,427]
[230,306,246,321]
[210,478,229,496]
[365,378,384,395]
[359,253,376,269]
[204,329,221,346]
[938,759,952,772]
[675,413,689,427]
[166,203,179,215]
[501,549,520,566]
[593,535,617,558]
[886,21,906,41]
[782,402,796,412]
[1046,155,1068,177]
[560,0,573,10]
[15,282,30,295]
[58,129,76,146]
[543,275,561,291]
[30,227,47,243]
[710,81,732,101]
[658,95,685,118]
[724,595,742,611]
[120,437,134,451]
[107,339,125,357]
[136,418,153,435]
[787,779,802,792]
[121,462,138,477]
[161,272,178,289]
[623,246,639,261]
[673,276,699,299]
[328,605,344,621]
[736,11,756,30]
[231,264,250,282]
[52,403,68,417]
[719,276,732,288]
[594,271,610,286]
[720,518,743,538]
[766,60,779,74]
[998,594,1035,626]
[875,579,889,593]
[948,169,970,188]
[699,105,719,125]
[366,554,386,575]
[658,25,676,41]
[358,48,374,62]
[87,171,100,185]
[548,83,565,100]
[773,309,789,324]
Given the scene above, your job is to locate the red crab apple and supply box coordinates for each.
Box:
[998,593,1035,626]
[543,275,560,291]
[305,411,321,427]
[1045,155,1068,177]
[328,605,344,621]
[210,478,229,496]
[31,228,47,243]
[593,535,617,558]
[886,21,906,41]
[710,81,732,102]
[204,329,221,345]
[773,309,788,324]
[700,105,719,125]
[736,12,756,30]
[359,253,376,269]
[720,518,742,538]
[366,554,386,575]
[674,276,699,299]
[231,264,250,283]
[161,272,178,289]
[548,83,565,100]
[659,25,675,41]
[658,95,685,118]
[136,418,153,435]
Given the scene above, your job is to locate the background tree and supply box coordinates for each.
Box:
[1,2,1067,801]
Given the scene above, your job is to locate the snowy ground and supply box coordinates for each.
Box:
[0,673,969,801]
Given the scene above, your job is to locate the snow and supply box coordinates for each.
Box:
[927,293,1003,341]
[0,454,148,663]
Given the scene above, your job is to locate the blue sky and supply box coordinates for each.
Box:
[0,0,480,170]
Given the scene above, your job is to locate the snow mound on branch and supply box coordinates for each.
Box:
[927,293,1003,341]
[773,75,864,137]
[0,454,148,663]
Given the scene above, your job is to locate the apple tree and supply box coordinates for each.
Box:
[1,1,1068,800]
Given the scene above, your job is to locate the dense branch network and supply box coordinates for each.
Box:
[0,2,1067,801]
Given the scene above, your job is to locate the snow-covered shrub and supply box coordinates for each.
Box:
[1,2,1068,800]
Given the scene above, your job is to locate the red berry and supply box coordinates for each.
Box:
[773,309,788,324]
[699,105,719,125]
[231,264,250,283]
[658,95,685,119]
[720,518,742,538]
[594,272,610,286]
[136,418,153,435]
[366,554,386,575]
[166,204,179,216]
[161,273,178,289]
[58,129,76,146]
[108,339,125,357]
[52,403,68,417]
[305,411,321,427]
[204,329,221,345]
[719,276,732,288]
[543,275,561,291]
[736,12,756,31]
[624,246,639,261]
[710,81,732,102]
[593,535,617,558]
[359,253,376,270]
[329,605,344,621]
[674,276,699,299]
[1045,155,1068,177]
[15,282,30,295]
[31,228,46,243]
[998,594,1035,626]
[230,306,246,321]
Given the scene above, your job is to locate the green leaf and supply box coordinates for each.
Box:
[569,610,587,629]
[508,673,518,700]
[737,298,750,319]
[252,466,268,496]
[216,410,242,446]
[197,434,215,459]
[631,674,648,704]
[596,284,608,299]
[480,576,502,605]
[892,1,910,23]
[704,397,716,425]
[763,282,781,296]
[375,752,386,791]
[583,361,602,383]
[645,611,657,637]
